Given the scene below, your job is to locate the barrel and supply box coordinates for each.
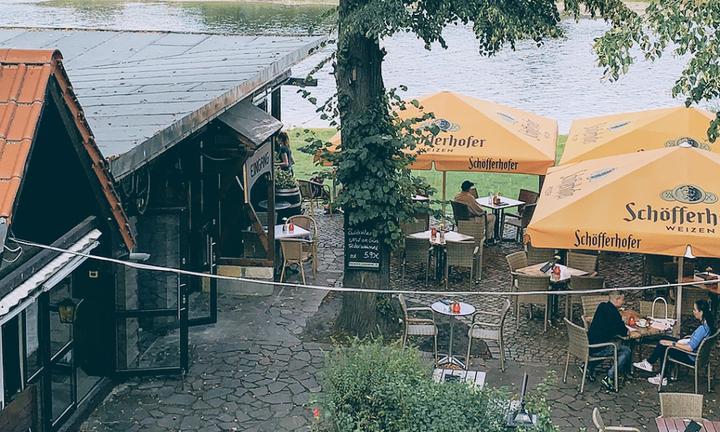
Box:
[275,185,302,223]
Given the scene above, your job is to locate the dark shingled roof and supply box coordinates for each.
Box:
[0,28,325,179]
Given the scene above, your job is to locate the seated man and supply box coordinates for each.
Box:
[453,180,496,239]
[586,291,640,391]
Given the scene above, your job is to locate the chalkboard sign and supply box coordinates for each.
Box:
[345,227,381,270]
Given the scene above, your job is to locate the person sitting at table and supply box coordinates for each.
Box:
[633,299,716,386]
[453,180,495,238]
[586,291,640,391]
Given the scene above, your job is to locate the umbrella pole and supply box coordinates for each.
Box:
[674,256,683,337]
[441,171,447,226]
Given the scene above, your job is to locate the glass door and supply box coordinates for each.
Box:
[47,279,76,429]
[114,208,188,376]
[187,219,217,326]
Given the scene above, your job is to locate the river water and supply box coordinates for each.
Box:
[1,0,709,132]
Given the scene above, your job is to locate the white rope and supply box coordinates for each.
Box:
[10,237,720,297]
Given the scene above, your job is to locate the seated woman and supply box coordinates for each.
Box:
[633,299,716,386]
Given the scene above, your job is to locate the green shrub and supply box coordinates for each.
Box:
[313,339,558,432]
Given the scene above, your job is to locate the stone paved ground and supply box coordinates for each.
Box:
[82,211,719,432]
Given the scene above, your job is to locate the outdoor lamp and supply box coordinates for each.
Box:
[57,298,77,324]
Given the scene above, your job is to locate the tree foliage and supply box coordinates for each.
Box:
[595,0,720,139]
[303,0,636,250]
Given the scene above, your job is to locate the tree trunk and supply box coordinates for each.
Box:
[334,0,391,337]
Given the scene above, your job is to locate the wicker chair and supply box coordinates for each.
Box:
[279,238,314,284]
[457,219,486,280]
[444,240,480,289]
[401,236,432,287]
[298,179,331,214]
[504,188,539,218]
[564,319,619,393]
[398,294,438,363]
[567,251,599,275]
[515,274,550,333]
[400,218,427,236]
[451,200,472,228]
[658,329,720,393]
[287,215,318,277]
[659,393,704,420]
[639,297,676,320]
[526,245,555,266]
[566,276,605,322]
[466,299,511,371]
[581,295,609,328]
[503,203,536,243]
[592,408,640,432]
[506,251,528,288]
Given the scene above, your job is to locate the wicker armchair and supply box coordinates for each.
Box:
[506,251,528,290]
[400,218,427,236]
[444,240,480,288]
[526,245,555,266]
[567,251,599,275]
[398,294,438,363]
[457,219,486,280]
[515,274,550,333]
[564,319,619,393]
[505,189,539,219]
[466,299,511,371]
[279,238,314,284]
[401,236,432,287]
[503,203,536,243]
[658,329,720,393]
[451,200,472,228]
[566,276,605,322]
[659,393,704,420]
[638,297,676,320]
[592,408,640,432]
[287,215,318,277]
[581,295,609,328]
[298,179,331,214]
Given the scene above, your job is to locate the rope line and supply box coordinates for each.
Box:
[10,237,720,297]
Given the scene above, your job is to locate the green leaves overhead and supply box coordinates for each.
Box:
[595,0,720,140]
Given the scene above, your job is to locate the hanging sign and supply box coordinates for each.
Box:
[243,142,272,203]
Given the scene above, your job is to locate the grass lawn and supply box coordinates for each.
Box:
[288,128,567,201]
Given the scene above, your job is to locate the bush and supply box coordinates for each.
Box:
[313,339,558,432]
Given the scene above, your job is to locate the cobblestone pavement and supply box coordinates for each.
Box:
[82,212,719,432]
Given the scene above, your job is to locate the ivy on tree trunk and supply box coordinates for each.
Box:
[334,0,392,336]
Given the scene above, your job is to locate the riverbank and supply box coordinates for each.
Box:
[160,0,648,13]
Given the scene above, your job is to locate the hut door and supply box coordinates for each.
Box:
[114,208,189,375]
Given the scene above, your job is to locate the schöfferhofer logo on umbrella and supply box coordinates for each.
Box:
[420,118,487,150]
[623,184,719,235]
[661,184,718,205]
[665,137,711,151]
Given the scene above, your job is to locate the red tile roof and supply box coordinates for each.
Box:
[0,49,135,251]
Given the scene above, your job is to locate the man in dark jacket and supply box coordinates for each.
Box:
[586,291,639,391]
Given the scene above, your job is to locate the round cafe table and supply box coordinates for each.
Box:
[431,301,476,369]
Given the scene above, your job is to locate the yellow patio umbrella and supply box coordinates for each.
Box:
[526,144,720,329]
[560,106,715,165]
[326,91,558,216]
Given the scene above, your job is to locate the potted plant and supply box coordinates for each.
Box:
[274,166,302,217]
[275,166,298,191]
